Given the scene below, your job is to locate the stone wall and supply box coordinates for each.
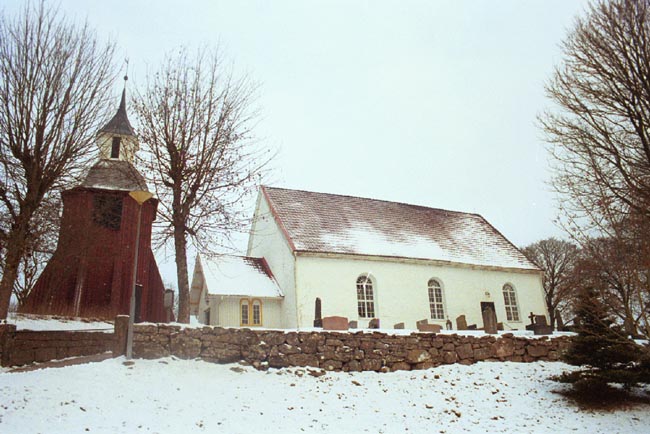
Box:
[0,323,117,367]
[133,324,572,372]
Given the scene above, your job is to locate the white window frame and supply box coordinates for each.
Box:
[428,279,445,320]
[502,283,520,322]
[240,299,249,326]
[356,274,376,318]
[251,299,262,326]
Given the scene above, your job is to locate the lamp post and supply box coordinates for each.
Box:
[125,190,153,359]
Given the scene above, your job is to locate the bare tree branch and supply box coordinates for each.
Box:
[521,238,580,330]
[0,1,115,319]
[132,46,272,323]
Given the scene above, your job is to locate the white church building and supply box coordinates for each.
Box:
[190,186,547,330]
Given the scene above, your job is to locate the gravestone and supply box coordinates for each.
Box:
[526,312,536,331]
[497,322,504,331]
[394,322,405,329]
[322,316,348,330]
[419,323,442,333]
[527,311,536,329]
[467,324,477,330]
[446,319,453,330]
[526,314,552,335]
[416,319,442,333]
[348,320,358,329]
[533,315,552,335]
[481,304,498,334]
[313,298,322,328]
[456,315,468,330]
[368,318,380,329]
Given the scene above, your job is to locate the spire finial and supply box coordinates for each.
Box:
[119,58,129,112]
[97,57,135,139]
[123,58,129,85]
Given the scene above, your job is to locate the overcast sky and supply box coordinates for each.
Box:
[5,0,591,286]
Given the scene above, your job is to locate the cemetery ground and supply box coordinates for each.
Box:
[1,316,649,433]
[2,357,650,433]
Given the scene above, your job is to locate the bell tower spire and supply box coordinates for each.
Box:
[96,72,139,162]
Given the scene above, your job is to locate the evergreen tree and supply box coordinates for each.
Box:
[558,287,649,389]
[564,289,638,369]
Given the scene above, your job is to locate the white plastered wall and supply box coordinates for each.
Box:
[199,296,281,328]
[246,192,298,328]
[192,257,284,328]
[294,254,547,330]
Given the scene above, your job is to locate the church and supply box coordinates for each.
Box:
[21,86,172,322]
[190,186,547,330]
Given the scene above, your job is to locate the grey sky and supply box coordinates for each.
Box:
[4,0,590,286]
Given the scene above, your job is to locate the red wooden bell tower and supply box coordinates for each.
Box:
[21,86,169,322]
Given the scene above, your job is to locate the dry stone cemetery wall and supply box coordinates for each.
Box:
[133,324,572,372]
[0,324,116,367]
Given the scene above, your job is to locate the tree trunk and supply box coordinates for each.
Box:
[622,297,638,337]
[173,223,190,323]
[0,220,30,319]
[548,309,556,332]
[546,295,556,332]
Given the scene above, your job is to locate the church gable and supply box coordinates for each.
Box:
[261,186,537,271]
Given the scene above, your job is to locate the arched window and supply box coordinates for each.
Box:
[251,299,262,326]
[356,275,375,318]
[502,284,520,322]
[240,299,249,326]
[428,279,445,320]
[240,298,263,326]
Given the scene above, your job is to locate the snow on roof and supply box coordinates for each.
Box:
[80,159,149,192]
[262,186,538,271]
[199,255,284,298]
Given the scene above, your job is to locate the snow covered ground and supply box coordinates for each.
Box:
[1,357,648,434]
[5,313,113,332]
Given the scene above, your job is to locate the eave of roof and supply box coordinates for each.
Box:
[294,250,542,274]
[261,186,297,252]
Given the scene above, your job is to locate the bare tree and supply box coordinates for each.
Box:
[540,0,650,338]
[541,0,650,236]
[12,194,60,306]
[574,218,650,338]
[0,1,115,319]
[521,238,579,330]
[132,47,270,323]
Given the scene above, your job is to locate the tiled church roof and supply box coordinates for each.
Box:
[261,186,538,271]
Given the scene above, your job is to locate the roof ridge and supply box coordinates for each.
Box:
[261,185,481,218]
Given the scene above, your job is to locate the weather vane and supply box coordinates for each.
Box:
[124,58,129,83]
